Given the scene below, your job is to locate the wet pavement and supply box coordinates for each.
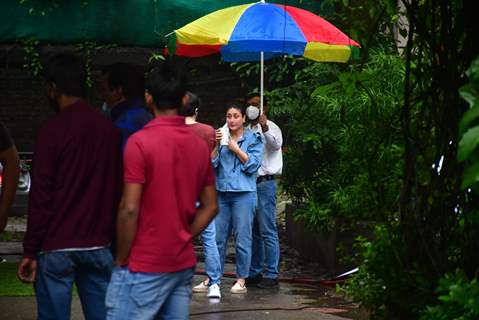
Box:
[0,210,365,319]
[189,268,358,319]
[0,274,357,320]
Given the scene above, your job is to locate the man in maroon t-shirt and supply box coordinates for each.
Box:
[106,64,218,320]
[180,92,222,299]
[18,54,122,319]
[180,92,216,150]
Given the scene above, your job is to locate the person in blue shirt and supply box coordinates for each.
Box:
[100,63,152,149]
[100,63,153,259]
[211,101,263,294]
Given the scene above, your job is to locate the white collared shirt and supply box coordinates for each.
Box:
[247,120,283,176]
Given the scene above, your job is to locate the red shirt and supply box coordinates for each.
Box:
[188,122,215,151]
[123,116,215,273]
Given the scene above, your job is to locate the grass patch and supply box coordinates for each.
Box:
[0,262,78,297]
[0,262,34,296]
[0,230,24,241]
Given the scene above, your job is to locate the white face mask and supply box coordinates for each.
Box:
[246,105,260,120]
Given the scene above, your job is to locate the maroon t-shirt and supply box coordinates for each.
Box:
[123,116,215,273]
[188,122,215,151]
[23,101,122,259]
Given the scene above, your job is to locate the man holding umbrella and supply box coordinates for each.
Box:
[245,92,283,289]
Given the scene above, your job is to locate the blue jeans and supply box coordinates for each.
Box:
[215,191,256,279]
[250,179,280,279]
[106,267,194,320]
[201,221,221,285]
[35,248,113,320]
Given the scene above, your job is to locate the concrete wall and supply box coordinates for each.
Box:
[284,203,361,275]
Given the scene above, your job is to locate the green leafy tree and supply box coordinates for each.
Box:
[231,0,479,318]
[342,0,479,318]
[267,50,404,234]
[421,270,479,320]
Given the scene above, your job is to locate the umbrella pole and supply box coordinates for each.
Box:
[260,51,264,114]
[260,0,265,113]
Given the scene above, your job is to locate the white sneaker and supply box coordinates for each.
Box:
[207,283,221,299]
[230,281,247,294]
[192,280,209,293]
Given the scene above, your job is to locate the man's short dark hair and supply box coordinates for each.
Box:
[246,92,267,106]
[179,92,200,117]
[145,63,185,110]
[44,54,86,97]
[102,63,145,100]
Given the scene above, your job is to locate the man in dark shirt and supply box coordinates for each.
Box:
[0,122,20,234]
[100,63,152,149]
[18,54,122,320]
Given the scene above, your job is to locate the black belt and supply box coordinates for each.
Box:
[257,175,275,184]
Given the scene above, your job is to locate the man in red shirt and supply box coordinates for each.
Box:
[180,92,222,299]
[0,122,20,264]
[0,122,20,234]
[106,64,218,320]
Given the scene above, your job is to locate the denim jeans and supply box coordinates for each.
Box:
[105,266,194,320]
[215,191,256,279]
[201,221,221,285]
[250,179,280,279]
[35,248,113,320]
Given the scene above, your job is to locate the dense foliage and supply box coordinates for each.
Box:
[233,0,479,319]
[420,270,479,320]
[267,50,404,233]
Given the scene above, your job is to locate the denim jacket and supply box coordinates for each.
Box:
[212,130,264,192]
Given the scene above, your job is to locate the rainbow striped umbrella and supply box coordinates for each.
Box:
[166,0,360,110]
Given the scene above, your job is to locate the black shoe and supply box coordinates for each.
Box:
[257,278,279,289]
[245,274,263,286]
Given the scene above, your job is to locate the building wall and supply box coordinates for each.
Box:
[0,68,51,152]
[0,46,246,152]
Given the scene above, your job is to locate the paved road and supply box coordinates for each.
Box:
[0,217,362,319]
[0,255,357,319]
[0,275,354,320]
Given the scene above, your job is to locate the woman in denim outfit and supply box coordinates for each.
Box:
[211,101,263,294]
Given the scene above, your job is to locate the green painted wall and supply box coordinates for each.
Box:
[0,0,329,47]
